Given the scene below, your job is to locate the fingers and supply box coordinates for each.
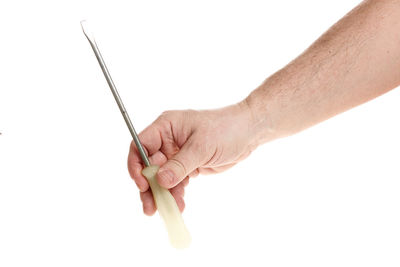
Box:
[127,153,149,192]
[141,179,188,215]
[149,151,168,166]
[188,169,200,178]
[169,182,186,212]
[174,196,185,213]
[137,122,163,156]
[127,121,163,192]
[169,181,185,197]
[128,111,197,191]
[157,137,208,188]
[181,177,190,187]
[140,190,156,216]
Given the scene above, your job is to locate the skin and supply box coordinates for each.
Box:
[128,0,400,215]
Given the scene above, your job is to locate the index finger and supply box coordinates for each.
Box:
[127,122,163,192]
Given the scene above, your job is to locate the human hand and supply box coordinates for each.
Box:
[127,101,259,215]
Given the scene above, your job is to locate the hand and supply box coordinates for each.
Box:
[127,101,258,215]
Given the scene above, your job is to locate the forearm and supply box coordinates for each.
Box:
[246,0,400,146]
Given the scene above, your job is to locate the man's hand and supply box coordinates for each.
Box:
[127,102,257,215]
[128,0,400,216]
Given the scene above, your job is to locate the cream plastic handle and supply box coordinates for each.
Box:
[142,165,191,249]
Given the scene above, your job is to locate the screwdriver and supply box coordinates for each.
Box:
[81,20,191,248]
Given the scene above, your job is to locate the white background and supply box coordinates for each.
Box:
[1,0,399,266]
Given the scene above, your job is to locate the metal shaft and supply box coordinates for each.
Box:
[81,21,150,167]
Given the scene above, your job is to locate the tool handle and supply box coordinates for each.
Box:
[142,165,191,249]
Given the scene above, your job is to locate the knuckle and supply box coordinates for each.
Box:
[155,111,176,128]
[158,110,175,120]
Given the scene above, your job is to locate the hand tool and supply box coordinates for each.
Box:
[81,20,191,248]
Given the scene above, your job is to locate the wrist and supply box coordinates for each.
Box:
[243,87,278,148]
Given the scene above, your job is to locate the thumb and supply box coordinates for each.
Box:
[157,139,205,188]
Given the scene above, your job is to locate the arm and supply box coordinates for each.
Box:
[128,0,400,215]
[246,0,400,146]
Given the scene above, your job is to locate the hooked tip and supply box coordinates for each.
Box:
[80,20,95,41]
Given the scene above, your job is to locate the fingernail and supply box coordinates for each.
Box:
[158,169,175,186]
